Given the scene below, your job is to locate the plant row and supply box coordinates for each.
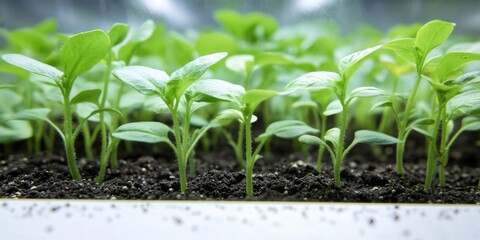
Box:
[1,11,480,197]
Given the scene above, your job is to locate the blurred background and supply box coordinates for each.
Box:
[1,0,479,35]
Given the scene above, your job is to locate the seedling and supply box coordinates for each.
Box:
[1,29,114,180]
[421,54,480,188]
[382,20,455,176]
[111,52,227,193]
[192,79,318,197]
[287,45,398,188]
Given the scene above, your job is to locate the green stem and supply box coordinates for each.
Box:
[235,122,245,169]
[334,104,348,188]
[96,137,118,184]
[63,93,81,180]
[81,120,94,161]
[97,52,113,183]
[244,113,254,198]
[438,109,449,186]
[171,102,187,193]
[316,112,327,173]
[110,82,125,168]
[425,106,443,189]
[396,72,423,176]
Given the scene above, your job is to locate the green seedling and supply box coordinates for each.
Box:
[192,79,317,197]
[2,30,113,180]
[383,20,455,176]
[421,53,480,189]
[111,52,227,193]
[287,45,398,188]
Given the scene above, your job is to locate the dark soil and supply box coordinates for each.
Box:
[1,144,479,203]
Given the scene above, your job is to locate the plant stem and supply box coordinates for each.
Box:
[81,121,94,161]
[97,53,113,184]
[396,72,423,176]
[438,108,449,186]
[425,106,443,189]
[171,103,187,193]
[235,123,245,169]
[244,113,254,198]
[334,103,348,188]
[63,93,81,180]
[315,111,327,173]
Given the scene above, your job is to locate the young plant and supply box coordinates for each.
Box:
[192,79,318,198]
[421,53,480,188]
[111,52,227,193]
[287,46,398,188]
[382,20,455,176]
[1,30,111,179]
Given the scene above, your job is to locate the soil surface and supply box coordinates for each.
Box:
[1,143,479,203]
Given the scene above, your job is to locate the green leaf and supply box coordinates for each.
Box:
[131,20,155,43]
[323,100,342,116]
[70,89,101,105]
[456,71,480,85]
[415,20,455,57]
[292,100,318,109]
[108,23,130,46]
[349,87,386,100]
[462,116,480,131]
[8,108,51,122]
[168,52,228,99]
[112,122,172,144]
[298,134,324,146]
[352,130,399,145]
[383,38,416,64]
[338,45,382,79]
[286,71,339,92]
[370,100,393,111]
[0,120,33,143]
[2,54,63,85]
[324,128,340,148]
[243,89,277,112]
[225,54,254,74]
[189,79,245,105]
[112,66,169,96]
[196,33,238,55]
[437,52,480,82]
[256,120,319,142]
[61,29,110,81]
[254,52,292,66]
[210,109,246,126]
[447,89,480,115]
